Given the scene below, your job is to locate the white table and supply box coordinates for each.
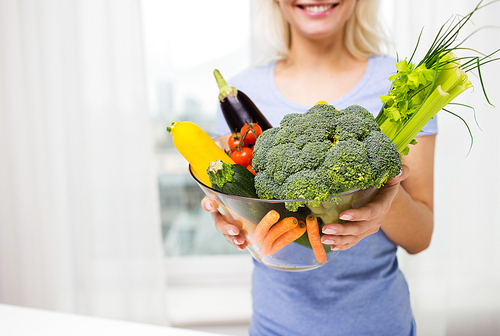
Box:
[0,304,226,336]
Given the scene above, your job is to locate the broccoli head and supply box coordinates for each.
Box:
[363,130,402,188]
[252,103,402,211]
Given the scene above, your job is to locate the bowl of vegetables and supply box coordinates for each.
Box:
[186,110,389,271]
[171,99,404,271]
[190,162,379,271]
[173,100,402,271]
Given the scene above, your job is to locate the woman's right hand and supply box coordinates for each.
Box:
[201,196,248,250]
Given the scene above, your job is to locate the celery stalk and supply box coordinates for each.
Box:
[376,0,500,155]
[391,86,450,153]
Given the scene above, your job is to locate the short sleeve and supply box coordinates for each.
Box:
[417,115,438,137]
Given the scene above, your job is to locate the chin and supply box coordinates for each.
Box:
[296,25,343,41]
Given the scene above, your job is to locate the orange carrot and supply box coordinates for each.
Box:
[260,217,298,256]
[262,220,307,256]
[250,210,280,245]
[306,214,327,263]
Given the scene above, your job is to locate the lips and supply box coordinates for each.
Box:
[296,3,339,15]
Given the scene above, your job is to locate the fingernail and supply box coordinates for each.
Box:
[340,214,352,220]
[332,246,340,251]
[228,229,237,235]
[233,238,242,245]
[396,170,402,177]
[322,228,337,234]
[322,238,335,245]
[205,202,213,211]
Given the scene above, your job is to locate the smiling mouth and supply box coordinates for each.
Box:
[297,3,338,13]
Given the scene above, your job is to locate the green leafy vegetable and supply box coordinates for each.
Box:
[376,0,500,155]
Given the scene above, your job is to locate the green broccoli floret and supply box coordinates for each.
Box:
[279,113,302,127]
[341,104,377,122]
[252,103,402,211]
[252,127,278,172]
[363,131,402,188]
[266,143,302,184]
[320,139,374,195]
[335,105,381,141]
[254,170,280,200]
[278,170,331,212]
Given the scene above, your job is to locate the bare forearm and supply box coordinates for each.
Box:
[381,184,434,254]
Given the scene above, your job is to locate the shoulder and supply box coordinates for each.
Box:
[367,55,397,81]
[371,54,397,68]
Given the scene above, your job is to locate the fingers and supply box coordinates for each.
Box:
[212,211,247,250]
[323,221,379,237]
[323,194,389,250]
[201,196,247,250]
[201,196,218,213]
[342,194,392,223]
[322,190,390,250]
[338,165,409,223]
[321,221,380,250]
[320,196,386,251]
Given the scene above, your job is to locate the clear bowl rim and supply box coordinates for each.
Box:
[189,164,373,204]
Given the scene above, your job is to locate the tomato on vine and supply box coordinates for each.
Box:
[230,147,253,167]
[228,132,243,150]
[241,123,262,146]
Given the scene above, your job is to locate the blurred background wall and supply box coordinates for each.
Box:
[0,0,499,335]
[0,0,167,325]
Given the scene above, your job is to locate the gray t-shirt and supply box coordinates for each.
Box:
[214,56,436,336]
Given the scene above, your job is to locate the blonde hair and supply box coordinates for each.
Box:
[252,0,390,63]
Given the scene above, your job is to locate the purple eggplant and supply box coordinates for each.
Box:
[214,69,272,133]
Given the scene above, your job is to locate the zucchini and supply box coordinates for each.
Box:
[166,121,235,187]
[207,160,258,198]
[214,69,273,134]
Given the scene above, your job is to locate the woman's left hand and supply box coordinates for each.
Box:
[321,165,410,251]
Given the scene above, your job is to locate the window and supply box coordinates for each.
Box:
[142,0,253,257]
[141,0,254,326]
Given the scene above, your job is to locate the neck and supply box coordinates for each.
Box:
[281,29,355,73]
[273,29,369,105]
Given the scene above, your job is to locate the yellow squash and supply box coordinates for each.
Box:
[167,121,234,186]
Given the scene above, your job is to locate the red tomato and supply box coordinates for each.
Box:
[241,123,262,146]
[230,147,253,167]
[227,132,243,150]
[246,164,256,176]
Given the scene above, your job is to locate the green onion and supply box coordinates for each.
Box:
[376,0,500,155]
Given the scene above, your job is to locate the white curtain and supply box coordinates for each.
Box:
[386,1,500,335]
[0,0,168,325]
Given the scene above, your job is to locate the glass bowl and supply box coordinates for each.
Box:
[189,135,379,271]
[191,165,377,271]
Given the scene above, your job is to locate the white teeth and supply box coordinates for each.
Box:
[303,5,332,13]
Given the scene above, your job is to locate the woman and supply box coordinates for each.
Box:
[202,1,435,335]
